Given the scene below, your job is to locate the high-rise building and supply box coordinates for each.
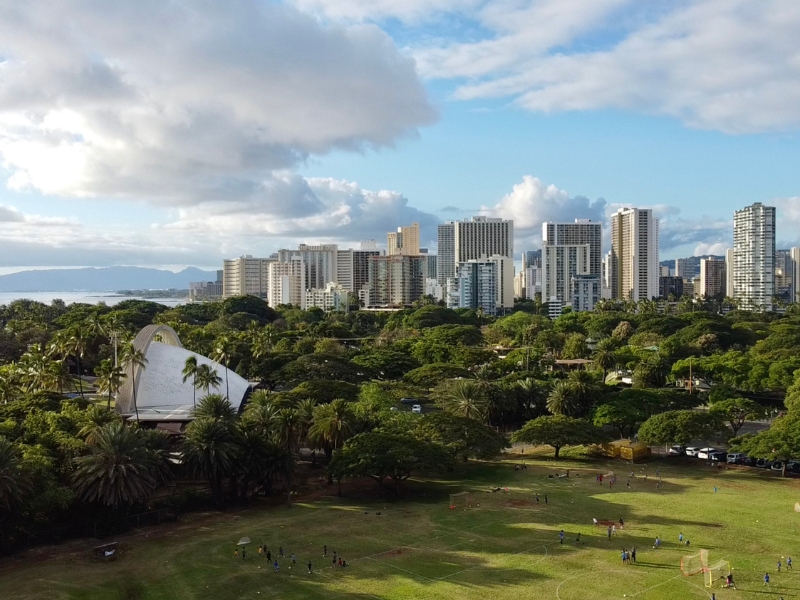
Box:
[360,240,378,250]
[675,258,688,279]
[792,247,800,304]
[277,244,338,290]
[336,248,382,293]
[305,283,349,312]
[267,257,305,307]
[222,256,274,298]
[659,276,684,299]
[419,248,438,280]
[516,250,542,299]
[732,202,775,311]
[447,260,499,316]
[699,257,726,298]
[725,248,734,298]
[387,222,420,256]
[366,255,425,307]
[660,265,671,277]
[437,216,513,286]
[609,208,660,301]
[522,250,542,270]
[775,249,793,302]
[447,255,514,315]
[542,220,602,312]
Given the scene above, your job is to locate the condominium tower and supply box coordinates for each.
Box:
[609,208,660,301]
[541,219,602,312]
[222,256,275,298]
[437,216,514,286]
[387,222,420,256]
[698,257,726,298]
[732,202,775,311]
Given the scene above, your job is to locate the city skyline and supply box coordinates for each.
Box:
[1,2,800,273]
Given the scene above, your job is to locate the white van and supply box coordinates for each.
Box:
[696,447,718,460]
[411,404,422,414]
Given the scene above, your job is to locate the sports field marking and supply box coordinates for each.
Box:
[313,567,383,600]
[435,542,552,582]
[624,573,683,598]
[364,556,438,582]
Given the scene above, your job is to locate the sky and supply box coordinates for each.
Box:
[0,0,799,273]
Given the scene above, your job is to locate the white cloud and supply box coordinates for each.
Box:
[480,175,606,246]
[291,0,479,22]
[0,1,436,204]
[415,0,800,134]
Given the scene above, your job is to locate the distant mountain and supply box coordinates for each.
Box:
[0,266,219,292]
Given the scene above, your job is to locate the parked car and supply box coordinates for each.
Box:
[697,447,719,460]
[411,404,422,414]
[726,452,747,464]
[756,458,773,469]
[709,452,727,462]
[685,447,701,457]
[400,398,418,405]
[787,461,800,474]
[771,461,785,472]
[668,445,685,456]
[741,456,757,467]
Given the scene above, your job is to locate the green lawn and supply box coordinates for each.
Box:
[3,453,800,599]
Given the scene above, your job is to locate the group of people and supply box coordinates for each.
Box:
[234,543,348,574]
[620,547,636,564]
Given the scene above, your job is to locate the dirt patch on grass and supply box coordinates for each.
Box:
[506,499,538,507]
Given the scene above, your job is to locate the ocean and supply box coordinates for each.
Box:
[0,291,187,307]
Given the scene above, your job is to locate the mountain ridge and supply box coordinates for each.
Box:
[0,266,219,292]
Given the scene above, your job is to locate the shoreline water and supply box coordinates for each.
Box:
[0,291,187,307]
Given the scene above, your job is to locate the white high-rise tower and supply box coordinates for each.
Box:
[733,202,775,311]
[609,207,659,302]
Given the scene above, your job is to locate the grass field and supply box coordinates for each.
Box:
[3,451,800,599]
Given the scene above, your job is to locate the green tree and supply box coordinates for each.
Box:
[404,363,470,388]
[76,405,119,445]
[308,399,356,454]
[95,359,125,410]
[709,398,766,437]
[511,415,607,458]
[193,394,237,424]
[183,418,239,507]
[212,336,233,400]
[329,432,454,495]
[194,363,222,395]
[121,343,148,424]
[436,379,489,422]
[414,412,509,461]
[592,338,618,381]
[182,356,200,410]
[0,437,31,512]
[734,413,800,477]
[637,410,721,448]
[72,423,160,507]
[592,401,644,438]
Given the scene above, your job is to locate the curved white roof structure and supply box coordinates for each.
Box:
[116,325,250,422]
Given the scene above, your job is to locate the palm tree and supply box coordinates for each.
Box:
[295,398,317,447]
[194,364,222,395]
[241,402,279,436]
[592,338,618,382]
[72,423,159,507]
[16,344,59,393]
[212,336,233,401]
[121,343,148,424]
[516,378,549,420]
[276,408,302,453]
[140,429,174,486]
[193,393,237,424]
[182,356,200,410]
[440,380,489,423]
[252,325,278,359]
[95,359,126,410]
[66,327,89,398]
[183,418,239,508]
[0,437,31,512]
[308,399,355,454]
[0,370,16,405]
[546,381,583,416]
[77,405,119,445]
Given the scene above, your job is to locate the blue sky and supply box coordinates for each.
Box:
[0,0,799,272]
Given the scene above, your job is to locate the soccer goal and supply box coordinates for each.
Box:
[449,491,472,509]
[680,549,709,576]
[704,561,731,588]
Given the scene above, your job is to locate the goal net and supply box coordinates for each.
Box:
[704,561,731,588]
[449,491,472,509]
[680,549,709,576]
